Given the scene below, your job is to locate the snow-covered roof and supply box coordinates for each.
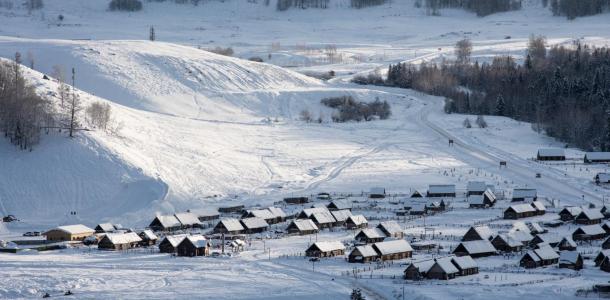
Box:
[534,245,559,260]
[468,195,484,205]
[597,173,610,182]
[410,203,426,212]
[428,184,455,194]
[140,230,158,240]
[532,201,546,211]
[301,207,329,217]
[312,241,344,252]
[347,215,368,226]
[352,245,378,258]
[534,233,562,244]
[369,187,385,195]
[267,207,286,218]
[312,211,336,224]
[104,232,142,245]
[96,223,116,232]
[248,209,275,220]
[156,215,181,228]
[578,209,604,220]
[495,234,524,247]
[559,237,577,247]
[409,260,435,273]
[585,152,610,160]
[467,181,487,192]
[508,230,533,243]
[192,208,220,217]
[524,251,541,262]
[174,212,201,226]
[330,209,352,222]
[183,235,208,248]
[538,148,565,157]
[574,224,606,235]
[290,219,318,231]
[559,251,581,264]
[469,226,494,240]
[50,224,95,235]
[451,255,477,270]
[434,257,459,274]
[561,206,582,216]
[328,199,352,210]
[507,203,536,213]
[512,188,537,199]
[457,240,496,254]
[511,222,531,234]
[528,222,544,233]
[162,234,188,247]
[219,218,245,232]
[358,228,386,239]
[378,221,402,235]
[373,239,413,255]
[240,217,268,229]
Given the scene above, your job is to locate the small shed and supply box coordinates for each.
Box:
[345,215,368,229]
[348,245,379,263]
[377,221,404,238]
[138,230,158,247]
[176,235,210,257]
[453,240,496,258]
[427,184,456,197]
[213,218,245,235]
[584,152,610,163]
[537,148,565,161]
[355,228,386,244]
[595,173,610,184]
[305,241,345,258]
[511,188,537,202]
[369,187,386,198]
[286,219,319,235]
[462,225,495,242]
[572,224,606,241]
[559,251,583,270]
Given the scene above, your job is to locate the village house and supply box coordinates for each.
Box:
[427,184,456,198]
[297,207,330,219]
[410,190,424,198]
[240,217,269,234]
[573,224,607,241]
[267,207,287,223]
[453,240,496,258]
[451,255,479,276]
[284,197,309,205]
[509,229,534,245]
[537,148,565,161]
[558,237,577,251]
[44,224,95,242]
[409,203,427,215]
[194,209,220,222]
[310,211,337,229]
[603,236,610,249]
[528,222,547,234]
[149,215,182,232]
[530,233,562,248]
[426,257,459,280]
[174,212,203,229]
[584,152,610,164]
[355,228,386,244]
[511,188,537,202]
[574,209,604,225]
[559,251,583,270]
[426,200,446,212]
[176,235,210,257]
[491,234,524,252]
[327,199,352,211]
[468,189,496,208]
[371,239,413,261]
[462,225,495,242]
[95,223,118,233]
[601,257,610,273]
[345,215,368,229]
[218,205,245,213]
[286,219,319,235]
[158,234,187,253]
[98,232,142,251]
[601,205,610,218]
[559,207,583,221]
[466,181,487,196]
[138,230,158,247]
[503,203,537,219]
[317,192,331,200]
[330,209,353,227]
[520,245,559,268]
[369,187,386,198]
[242,208,276,225]
[532,201,546,215]
[595,250,610,266]
[348,245,378,263]
[377,221,404,238]
[404,260,434,281]
[213,218,245,235]
[520,251,542,268]
[603,222,610,234]
[596,173,610,184]
[305,241,345,258]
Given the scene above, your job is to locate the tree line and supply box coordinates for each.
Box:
[546,0,610,19]
[357,37,610,151]
[416,0,522,16]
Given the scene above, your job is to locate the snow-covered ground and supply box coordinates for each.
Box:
[1,0,610,299]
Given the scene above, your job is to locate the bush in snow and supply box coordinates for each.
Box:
[321,96,391,123]
[207,46,234,57]
[463,118,472,128]
[476,115,487,128]
[299,110,312,123]
[108,0,143,12]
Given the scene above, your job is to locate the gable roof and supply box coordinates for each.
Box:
[104,232,142,245]
[301,207,330,218]
[240,217,269,229]
[507,203,536,214]
[432,257,459,274]
[523,251,541,262]
[96,223,116,232]
[511,221,531,234]
[357,228,386,239]
[512,188,537,199]
[311,241,345,252]
[49,224,95,235]
[532,201,546,211]
[161,234,187,247]
[372,239,413,255]
[493,234,523,247]
[533,233,562,244]
[407,259,435,273]
[559,251,581,264]
[585,152,610,160]
[312,211,336,224]
[352,245,378,258]
[267,207,287,218]
[378,221,402,235]
[508,230,534,243]
[467,181,487,192]
[248,209,275,220]
[534,245,559,260]
[155,215,181,228]
[191,208,220,217]
[577,209,604,220]
[347,215,368,226]
[174,212,201,226]
[456,240,496,254]
[451,255,477,270]
[328,199,352,210]
[182,235,209,248]
[428,184,455,194]
[219,218,245,232]
[574,224,606,235]
[528,222,544,233]
[468,195,485,205]
[467,226,494,240]
[538,148,565,157]
[140,230,158,240]
[331,209,353,222]
[290,219,318,231]
[559,236,577,247]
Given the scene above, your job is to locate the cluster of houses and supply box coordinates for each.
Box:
[404,255,478,280]
[43,223,160,251]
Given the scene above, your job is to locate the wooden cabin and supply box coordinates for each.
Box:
[491,234,524,252]
[305,241,345,258]
[286,219,319,235]
[138,230,158,247]
[345,215,368,229]
[427,257,459,280]
[404,262,429,281]
[453,240,496,258]
[468,189,496,208]
[466,181,487,196]
[601,257,610,273]
[520,251,542,269]
[330,209,352,227]
[218,205,245,213]
[284,197,309,205]
[158,234,187,254]
[451,255,478,276]
[327,199,352,211]
[603,236,610,250]
[559,251,583,270]
[355,228,386,244]
[557,237,577,251]
[371,240,413,261]
[369,187,386,199]
[529,233,562,248]
[98,232,142,251]
[462,225,494,242]
[240,217,269,234]
[44,224,95,242]
[427,184,456,198]
[176,235,210,257]
[584,152,610,163]
[574,209,604,225]
[572,224,607,241]
[537,148,565,161]
[595,250,610,266]
[377,221,404,238]
[194,209,220,222]
[503,204,536,220]
[174,212,203,229]
[149,215,181,232]
[310,211,336,229]
[511,188,537,202]
[348,245,378,263]
[426,200,446,212]
[213,218,245,235]
[559,207,582,221]
[95,223,117,233]
[531,201,546,215]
